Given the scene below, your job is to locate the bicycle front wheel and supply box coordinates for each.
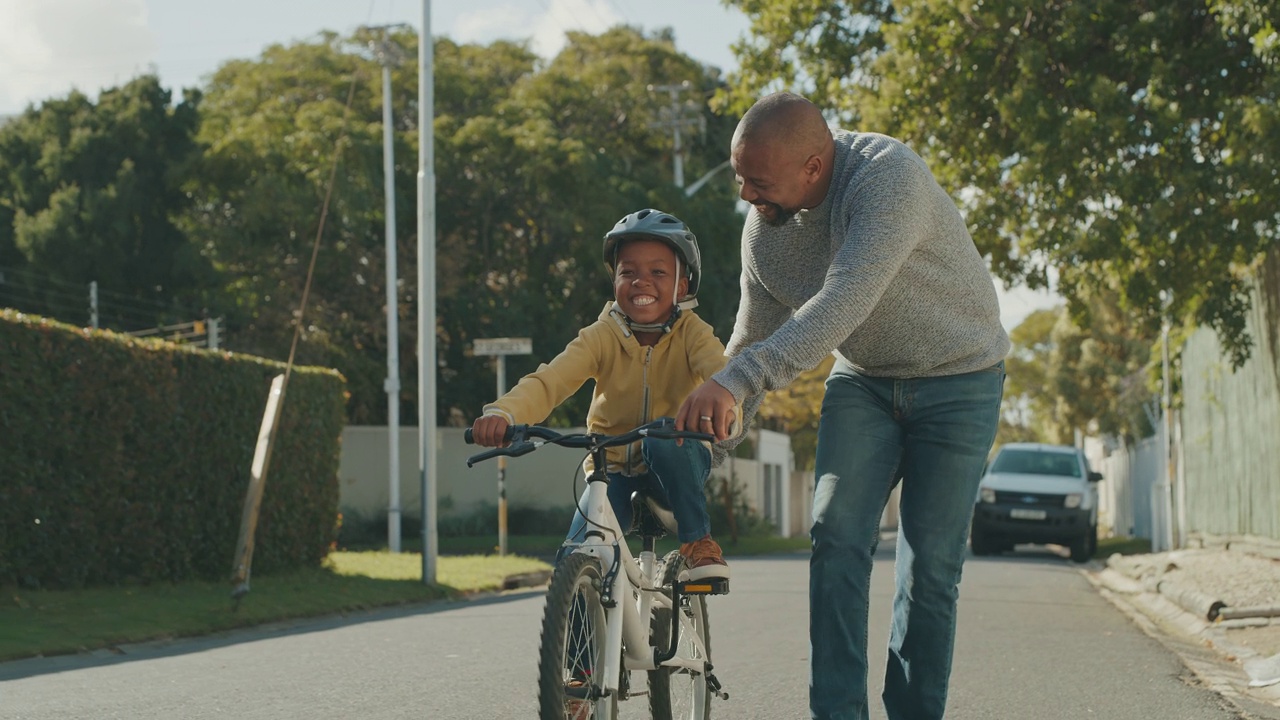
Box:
[537,553,618,720]
[648,550,711,720]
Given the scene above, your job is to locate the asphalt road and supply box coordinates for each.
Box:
[0,542,1248,719]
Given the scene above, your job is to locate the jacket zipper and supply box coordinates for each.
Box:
[628,346,654,474]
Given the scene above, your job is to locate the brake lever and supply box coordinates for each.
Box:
[465,440,539,467]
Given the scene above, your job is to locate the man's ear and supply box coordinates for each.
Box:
[803,153,823,183]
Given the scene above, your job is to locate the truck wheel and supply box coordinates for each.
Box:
[971,526,996,556]
[1069,531,1093,563]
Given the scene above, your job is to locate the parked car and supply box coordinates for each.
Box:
[970,442,1103,563]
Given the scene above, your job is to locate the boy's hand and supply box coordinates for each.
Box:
[471,414,511,447]
[676,380,736,442]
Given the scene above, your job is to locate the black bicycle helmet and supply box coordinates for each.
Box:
[602,208,701,300]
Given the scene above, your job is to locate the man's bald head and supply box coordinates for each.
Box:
[732,92,832,160]
[730,92,836,226]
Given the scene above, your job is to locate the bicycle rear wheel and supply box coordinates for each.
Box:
[537,553,618,720]
[648,551,711,720]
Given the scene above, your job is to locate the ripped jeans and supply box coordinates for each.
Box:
[809,358,1004,720]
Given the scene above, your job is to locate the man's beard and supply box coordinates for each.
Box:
[760,201,799,227]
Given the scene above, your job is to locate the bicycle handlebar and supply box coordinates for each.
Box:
[464,418,714,468]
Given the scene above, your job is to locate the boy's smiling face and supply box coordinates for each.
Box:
[612,239,687,326]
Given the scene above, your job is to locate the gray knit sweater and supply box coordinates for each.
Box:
[713,130,1010,416]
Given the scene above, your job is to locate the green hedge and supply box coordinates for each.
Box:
[0,310,347,589]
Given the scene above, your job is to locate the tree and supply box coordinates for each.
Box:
[1000,308,1060,443]
[0,76,212,328]
[429,26,745,426]
[721,0,1280,369]
[185,26,745,426]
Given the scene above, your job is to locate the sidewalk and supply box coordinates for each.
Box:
[1090,533,1280,717]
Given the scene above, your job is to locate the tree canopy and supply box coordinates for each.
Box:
[1,27,747,426]
[722,0,1280,369]
[0,76,212,328]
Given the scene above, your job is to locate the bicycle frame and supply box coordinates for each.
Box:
[465,419,716,706]
[570,469,711,697]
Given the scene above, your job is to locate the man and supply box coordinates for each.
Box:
[677,92,1010,720]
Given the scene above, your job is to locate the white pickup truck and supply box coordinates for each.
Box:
[970,442,1103,563]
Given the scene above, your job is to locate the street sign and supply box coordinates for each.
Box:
[474,337,532,356]
[472,337,533,557]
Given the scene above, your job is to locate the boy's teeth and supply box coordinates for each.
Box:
[634,296,655,306]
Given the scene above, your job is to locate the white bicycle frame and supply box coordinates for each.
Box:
[567,473,711,700]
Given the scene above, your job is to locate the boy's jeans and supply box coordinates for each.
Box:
[810,359,1004,720]
[562,431,712,556]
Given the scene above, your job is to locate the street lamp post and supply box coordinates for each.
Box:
[367,26,407,553]
[417,1,438,584]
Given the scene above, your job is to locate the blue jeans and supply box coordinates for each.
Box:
[810,359,1004,720]
[562,431,713,557]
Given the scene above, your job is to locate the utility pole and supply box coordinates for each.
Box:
[417,0,439,584]
[648,81,705,189]
[366,24,408,553]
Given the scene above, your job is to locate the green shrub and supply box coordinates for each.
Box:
[0,310,346,589]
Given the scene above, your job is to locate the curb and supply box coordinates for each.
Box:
[1086,566,1280,717]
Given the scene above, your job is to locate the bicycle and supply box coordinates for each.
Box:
[465,418,730,720]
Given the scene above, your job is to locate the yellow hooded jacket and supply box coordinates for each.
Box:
[482,302,736,475]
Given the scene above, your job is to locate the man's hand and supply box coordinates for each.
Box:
[470,414,511,447]
[676,380,736,442]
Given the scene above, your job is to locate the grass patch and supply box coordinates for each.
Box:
[1096,536,1152,558]
[0,551,549,663]
[0,535,808,664]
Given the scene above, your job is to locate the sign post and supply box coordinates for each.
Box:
[473,337,533,556]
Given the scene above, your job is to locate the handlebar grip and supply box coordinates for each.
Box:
[464,428,475,444]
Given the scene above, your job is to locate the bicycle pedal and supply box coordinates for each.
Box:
[707,670,729,700]
[677,578,729,595]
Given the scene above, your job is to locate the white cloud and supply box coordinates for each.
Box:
[451,3,534,46]
[452,0,621,58]
[0,0,156,113]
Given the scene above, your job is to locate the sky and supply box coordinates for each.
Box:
[0,0,1059,330]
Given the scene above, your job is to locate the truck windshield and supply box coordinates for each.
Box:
[990,449,1082,478]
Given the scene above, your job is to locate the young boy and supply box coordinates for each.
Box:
[469,208,733,581]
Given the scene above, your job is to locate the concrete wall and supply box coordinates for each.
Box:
[338,426,802,537]
[338,426,591,524]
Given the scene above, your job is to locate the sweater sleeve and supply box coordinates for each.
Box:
[715,146,932,400]
[483,325,601,424]
[713,236,792,402]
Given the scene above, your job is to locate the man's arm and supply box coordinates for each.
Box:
[677,238,788,440]
[715,147,933,401]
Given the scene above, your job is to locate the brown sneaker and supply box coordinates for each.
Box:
[679,535,731,581]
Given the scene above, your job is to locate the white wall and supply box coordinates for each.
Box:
[339,425,801,537]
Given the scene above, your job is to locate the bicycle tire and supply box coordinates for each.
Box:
[537,553,619,720]
[648,550,712,720]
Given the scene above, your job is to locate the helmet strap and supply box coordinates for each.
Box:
[609,302,683,336]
